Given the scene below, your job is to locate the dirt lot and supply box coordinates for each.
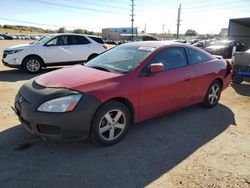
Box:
[0,40,249,188]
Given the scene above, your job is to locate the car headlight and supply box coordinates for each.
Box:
[6,49,24,54]
[37,94,82,112]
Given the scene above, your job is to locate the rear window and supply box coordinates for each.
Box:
[68,35,90,45]
[89,36,104,44]
[187,48,211,65]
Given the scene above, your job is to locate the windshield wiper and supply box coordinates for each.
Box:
[88,65,112,72]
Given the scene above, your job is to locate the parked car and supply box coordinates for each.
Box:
[0,33,14,40]
[232,49,250,84]
[14,41,232,146]
[30,35,41,40]
[205,40,248,58]
[2,33,107,73]
[192,40,210,49]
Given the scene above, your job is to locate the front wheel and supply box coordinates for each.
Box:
[23,56,42,73]
[90,100,131,146]
[202,80,222,108]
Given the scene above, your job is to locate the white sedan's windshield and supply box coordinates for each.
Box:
[34,35,55,44]
[86,45,155,73]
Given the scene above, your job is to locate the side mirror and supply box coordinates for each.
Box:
[149,63,164,74]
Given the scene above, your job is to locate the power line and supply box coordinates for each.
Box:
[25,0,128,15]
[63,0,129,10]
[0,17,101,30]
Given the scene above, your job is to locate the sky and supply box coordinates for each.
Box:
[0,0,250,34]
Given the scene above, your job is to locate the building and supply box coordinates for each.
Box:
[102,27,138,40]
[220,28,228,37]
[228,18,250,46]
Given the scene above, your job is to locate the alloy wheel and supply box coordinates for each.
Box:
[26,59,41,73]
[208,84,220,105]
[98,109,126,141]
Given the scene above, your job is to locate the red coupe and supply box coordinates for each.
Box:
[14,41,232,145]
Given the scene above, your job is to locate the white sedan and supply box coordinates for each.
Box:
[2,33,107,73]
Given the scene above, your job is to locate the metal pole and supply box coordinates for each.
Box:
[131,0,135,41]
[177,4,181,39]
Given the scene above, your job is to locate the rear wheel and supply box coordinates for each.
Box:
[23,56,42,73]
[202,80,222,108]
[90,100,131,146]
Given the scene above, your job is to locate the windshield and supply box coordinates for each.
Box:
[33,35,55,44]
[86,45,155,73]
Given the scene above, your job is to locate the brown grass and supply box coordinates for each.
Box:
[0,28,44,34]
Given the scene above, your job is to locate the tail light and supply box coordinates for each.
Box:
[226,60,233,71]
[225,60,233,76]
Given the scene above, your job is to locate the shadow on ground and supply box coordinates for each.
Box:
[231,82,250,96]
[0,104,235,188]
[0,68,61,82]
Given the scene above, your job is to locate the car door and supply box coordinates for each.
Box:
[67,35,92,61]
[43,35,73,64]
[139,47,196,120]
[185,47,216,102]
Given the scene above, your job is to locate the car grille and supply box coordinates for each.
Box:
[37,124,60,134]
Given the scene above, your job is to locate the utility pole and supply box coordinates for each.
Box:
[177,4,181,39]
[130,0,135,41]
[144,23,146,33]
[162,24,165,34]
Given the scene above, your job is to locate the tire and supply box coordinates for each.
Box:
[23,56,42,73]
[202,80,222,108]
[90,100,131,146]
[87,54,98,62]
[232,76,243,84]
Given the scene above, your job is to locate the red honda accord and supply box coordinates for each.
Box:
[14,41,232,146]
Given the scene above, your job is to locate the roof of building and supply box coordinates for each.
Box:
[230,17,250,27]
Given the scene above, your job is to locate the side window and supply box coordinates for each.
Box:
[186,48,211,65]
[68,36,90,45]
[149,47,187,71]
[89,36,104,44]
[46,36,68,46]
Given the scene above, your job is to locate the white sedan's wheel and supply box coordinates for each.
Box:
[26,59,41,73]
[23,56,42,73]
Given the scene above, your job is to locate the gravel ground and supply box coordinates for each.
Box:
[0,40,249,188]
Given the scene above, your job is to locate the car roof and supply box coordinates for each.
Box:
[49,33,102,38]
[85,35,102,38]
[122,41,216,60]
[122,41,186,49]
